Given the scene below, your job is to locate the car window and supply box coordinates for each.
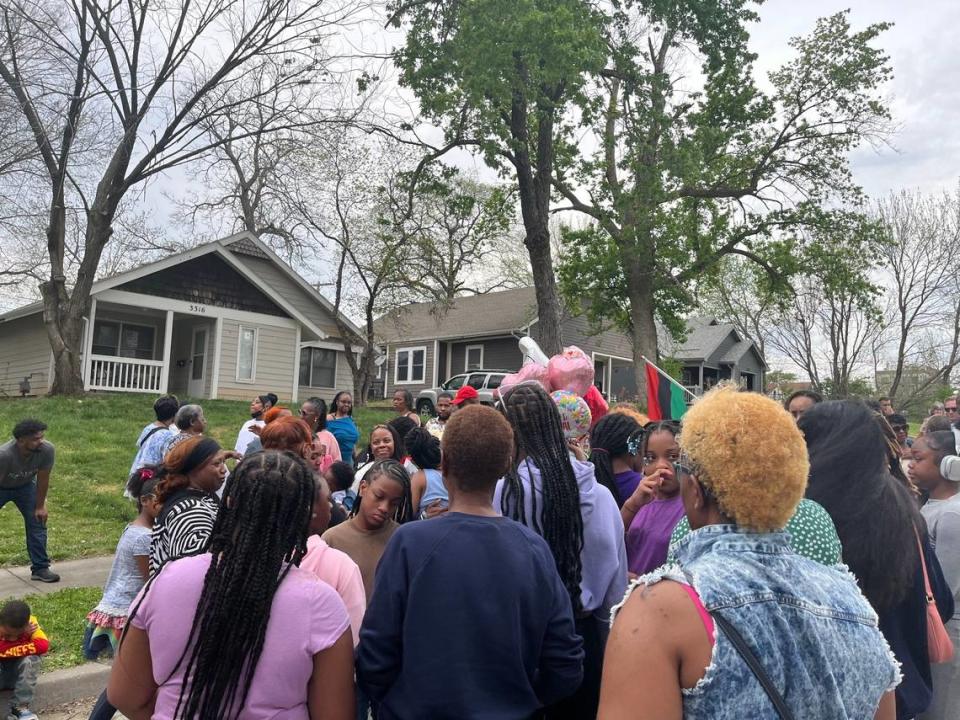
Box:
[486,374,504,389]
[444,375,466,391]
[467,373,487,390]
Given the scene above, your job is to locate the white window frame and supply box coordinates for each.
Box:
[300,346,339,389]
[234,325,259,383]
[395,345,427,385]
[464,344,484,372]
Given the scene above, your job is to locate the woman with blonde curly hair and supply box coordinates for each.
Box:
[599,386,899,720]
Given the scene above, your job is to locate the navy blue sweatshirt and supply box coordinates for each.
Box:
[356,512,584,720]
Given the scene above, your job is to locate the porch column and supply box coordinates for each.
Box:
[291,326,301,404]
[210,316,223,400]
[606,358,613,399]
[82,298,97,391]
[384,344,390,399]
[159,310,174,394]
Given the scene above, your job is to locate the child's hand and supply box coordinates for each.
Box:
[27,621,38,634]
[423,501,448,519]
[630,472,662,508]
[567,440,587,462]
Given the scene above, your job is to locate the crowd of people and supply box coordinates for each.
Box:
[1,379,959,720]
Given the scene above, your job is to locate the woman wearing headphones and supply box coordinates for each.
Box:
[909,430,960,720]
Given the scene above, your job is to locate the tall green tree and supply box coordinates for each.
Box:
[388,0,607,354]
[555,5,892,392]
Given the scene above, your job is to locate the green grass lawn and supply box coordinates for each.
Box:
[19,587,102,672]
[0,393,394,566]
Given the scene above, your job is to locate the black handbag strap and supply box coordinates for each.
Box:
[139,424,166,447]
[711,610,796,720]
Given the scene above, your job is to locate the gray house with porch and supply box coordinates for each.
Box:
[374,287,640,401]
[667,317,767,394]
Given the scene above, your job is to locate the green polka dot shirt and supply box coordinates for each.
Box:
[668,498,842,566]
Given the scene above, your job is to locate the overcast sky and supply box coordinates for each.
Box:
[750,0,960,199]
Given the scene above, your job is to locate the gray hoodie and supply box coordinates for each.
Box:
[494,458,628,622]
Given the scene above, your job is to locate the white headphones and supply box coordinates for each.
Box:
[941,455,960,483]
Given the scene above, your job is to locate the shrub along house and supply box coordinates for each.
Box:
[374,287,640,400]
[0,231,362,402]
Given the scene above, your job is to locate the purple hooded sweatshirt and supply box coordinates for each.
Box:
[494,458,628,621]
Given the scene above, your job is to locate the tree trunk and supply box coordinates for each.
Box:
[42,287,86,396]
[626,262,658,408]
[42,182,87,395]
[526,223,563,356]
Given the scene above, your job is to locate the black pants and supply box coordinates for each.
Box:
[88,689,116,720]
[540,614,605,720]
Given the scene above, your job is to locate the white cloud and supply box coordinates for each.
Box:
[750,0,960,198]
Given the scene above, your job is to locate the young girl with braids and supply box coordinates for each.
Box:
[83,467,162,720]
[619,421,687,576]
[301,476,366,648]
[494,382,627,720]
[405,427,448,518]
[589,412,644,506]
[84,468,161,663]
[107,451,355,720]
[322,459,413,604]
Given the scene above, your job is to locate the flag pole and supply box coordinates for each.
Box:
[641,355,699,400]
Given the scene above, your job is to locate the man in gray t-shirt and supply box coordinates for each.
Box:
[0,419,59,583]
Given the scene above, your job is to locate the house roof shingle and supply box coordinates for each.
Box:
[374,287,539,343]
[720,339,752,364]
[669,317,736,361]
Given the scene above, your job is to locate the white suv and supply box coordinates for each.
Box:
[416,371,509,415]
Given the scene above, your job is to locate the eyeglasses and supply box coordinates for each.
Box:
[947,407,958,414]
[891,425,907,433]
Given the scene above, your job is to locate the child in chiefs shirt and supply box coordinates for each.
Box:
[0,600,49,720]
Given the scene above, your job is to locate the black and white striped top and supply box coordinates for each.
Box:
[149,490,219,574]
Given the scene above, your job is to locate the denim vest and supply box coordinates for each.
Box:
[617,525,900,719]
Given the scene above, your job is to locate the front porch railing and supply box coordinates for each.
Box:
[87,355,165,393]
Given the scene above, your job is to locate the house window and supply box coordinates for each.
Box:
[300,347,337,388]
[92,320,155,359]
[465,344,484,371]
[395,347,426,384]
[236,326,257,381]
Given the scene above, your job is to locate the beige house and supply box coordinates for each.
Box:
[0,231,361,402]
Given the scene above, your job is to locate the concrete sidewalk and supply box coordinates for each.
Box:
[0,555,113,598]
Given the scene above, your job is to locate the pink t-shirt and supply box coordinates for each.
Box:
[131,553,349,719]
[315,430,342,473]
[299,535,366,646]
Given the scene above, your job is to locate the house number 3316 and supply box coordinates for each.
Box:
[189,304,207,313]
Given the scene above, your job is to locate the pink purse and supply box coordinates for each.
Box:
[915,527,954,663]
